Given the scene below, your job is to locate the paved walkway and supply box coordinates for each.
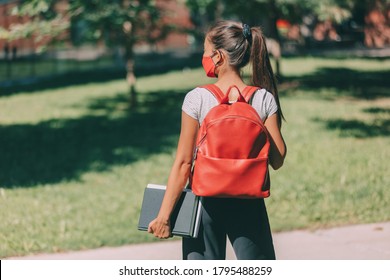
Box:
[7,221,390,260]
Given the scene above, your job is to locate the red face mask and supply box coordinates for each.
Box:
[202,51,219,78]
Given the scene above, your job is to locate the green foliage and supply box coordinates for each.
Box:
[2,0,172,51]
[68,0,163,46]
[186,0,388,26]
[11,0,52,17]
[271,0,354,23]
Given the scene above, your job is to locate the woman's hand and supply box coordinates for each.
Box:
[148,217,172,239]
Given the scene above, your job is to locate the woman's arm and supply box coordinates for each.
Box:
[264,113,287,170]
[148,112,199,239]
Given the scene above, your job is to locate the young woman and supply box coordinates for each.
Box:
[148,20,287,260]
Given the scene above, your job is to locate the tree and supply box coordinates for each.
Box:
[69,0,175,107]
[1,0,175,107]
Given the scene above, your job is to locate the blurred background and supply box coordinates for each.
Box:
[1,0,389,90]
[0,0,389,258]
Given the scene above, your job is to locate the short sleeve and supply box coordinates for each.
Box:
[182,88,201,121]
[251,88,279,122]
[263,90,278,118]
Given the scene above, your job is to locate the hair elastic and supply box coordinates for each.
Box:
[242,23,252,40]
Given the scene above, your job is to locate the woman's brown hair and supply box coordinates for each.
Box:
[206,20,285,127]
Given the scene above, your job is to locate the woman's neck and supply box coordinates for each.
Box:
[215,70,247,93]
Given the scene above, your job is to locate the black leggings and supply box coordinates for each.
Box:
[182,197,275,260]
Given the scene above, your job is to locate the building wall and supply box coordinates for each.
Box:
[156,0,194,51]
[0,0,194,58]
[0,0,33,57]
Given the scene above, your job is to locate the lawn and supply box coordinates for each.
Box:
[0,56,389,258]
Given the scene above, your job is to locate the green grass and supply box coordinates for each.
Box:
[0,56,389,258]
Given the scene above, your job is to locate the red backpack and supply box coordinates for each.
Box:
[191,84,271,198]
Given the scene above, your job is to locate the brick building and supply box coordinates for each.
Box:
[0,0,31,58]
[0,0,194,59]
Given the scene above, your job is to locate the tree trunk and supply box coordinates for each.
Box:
[215,0,224,21]
[267,0,282,78]
[124,20,137,109]
[125,53,137,108]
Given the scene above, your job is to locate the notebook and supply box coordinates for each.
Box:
[138,184,202,238]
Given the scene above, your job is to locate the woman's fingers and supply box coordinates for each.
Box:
[148,219,171,239]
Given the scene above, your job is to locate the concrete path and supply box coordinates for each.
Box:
[6,221,390,260]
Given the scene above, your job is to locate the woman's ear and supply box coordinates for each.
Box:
[215,50,224,66]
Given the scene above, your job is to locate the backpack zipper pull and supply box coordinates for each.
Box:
[193,146,199,160]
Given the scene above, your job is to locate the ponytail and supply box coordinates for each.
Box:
[250,27,285,128]
[207,21,285,127]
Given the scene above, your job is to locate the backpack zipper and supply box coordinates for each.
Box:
[205,115,266,131]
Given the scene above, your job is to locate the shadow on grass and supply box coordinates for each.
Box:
[314,106,390,138]
[0,89,187,188]
[323,118,390,138]
[279,60,390,138]
[282,67,390,100]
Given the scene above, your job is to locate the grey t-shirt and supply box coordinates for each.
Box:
[182,87,278,124]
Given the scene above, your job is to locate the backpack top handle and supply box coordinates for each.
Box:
[201,84,260,104]
[220,85,246,104]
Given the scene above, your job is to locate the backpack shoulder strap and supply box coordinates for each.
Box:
[242,86,261,104]
[199,84,225,103]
